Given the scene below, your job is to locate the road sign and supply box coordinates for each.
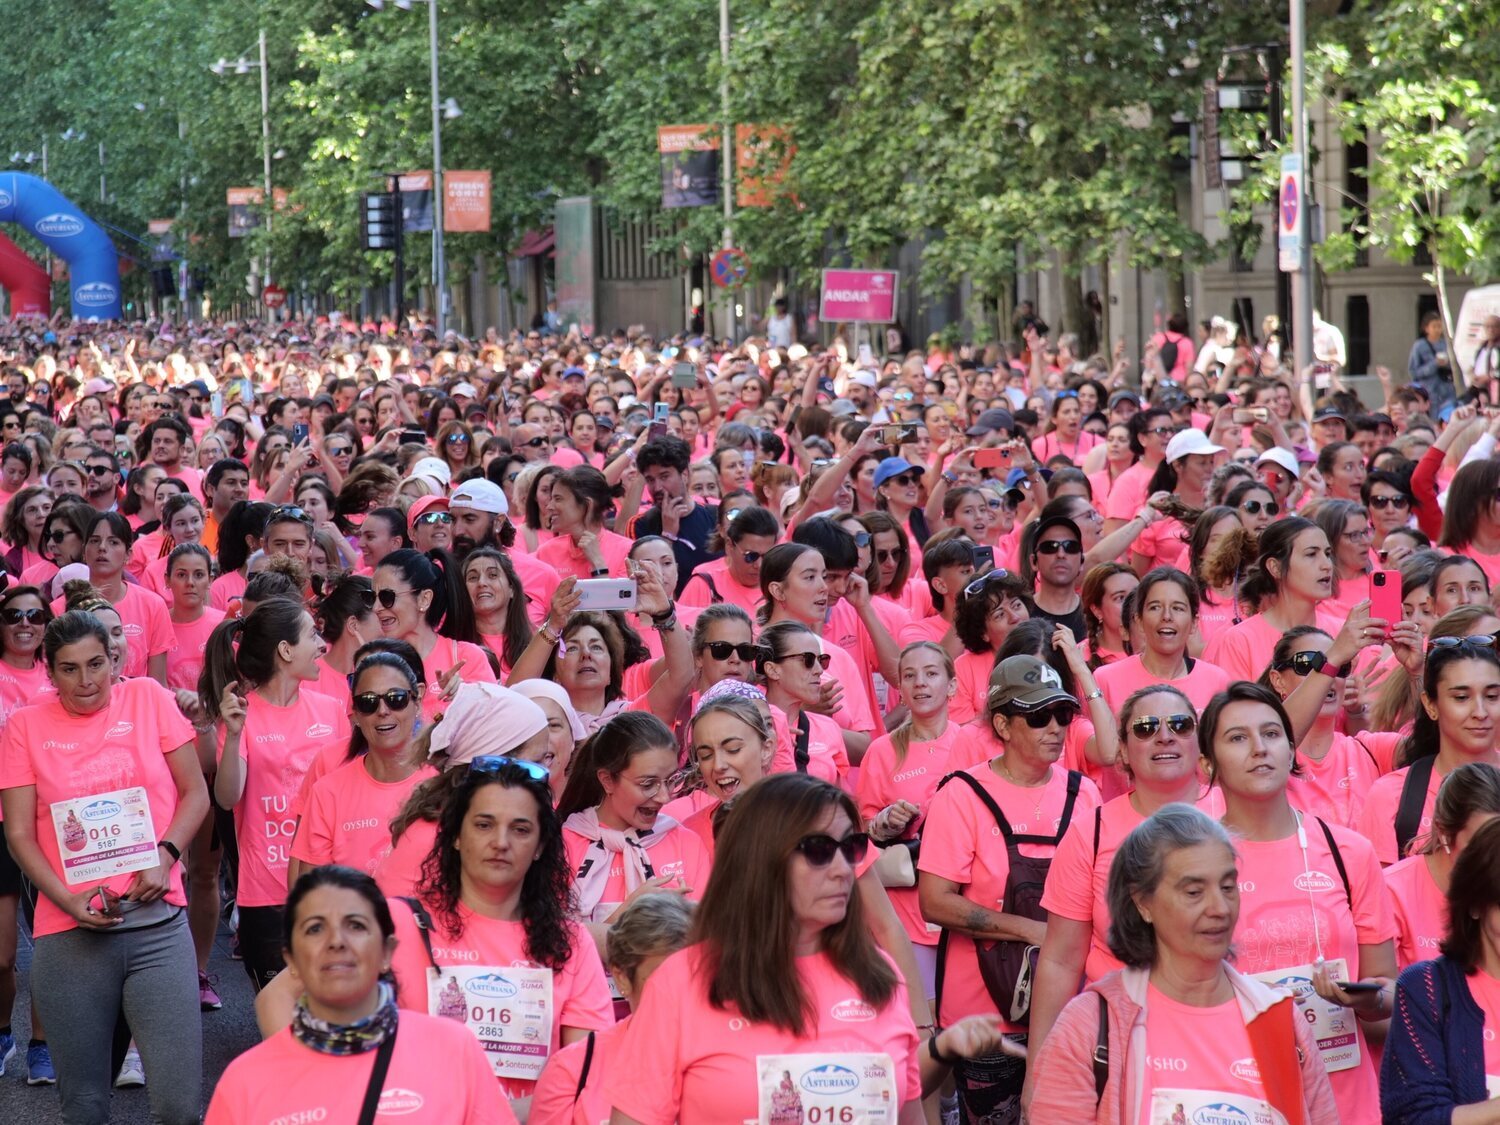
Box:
[819,269,899,323]
[1278,154,1303,273]
[262,284,286,309]
[710,247,750,288]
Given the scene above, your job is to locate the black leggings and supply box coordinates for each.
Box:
[237,905,285,992]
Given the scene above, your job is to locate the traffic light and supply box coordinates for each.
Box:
[361,192,399,251]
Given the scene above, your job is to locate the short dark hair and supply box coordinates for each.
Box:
[790,517,858,572]
[205,458,250,492]
[954,570,1031,654]
[1197,681,1295,786]
[637,435,692,476]
[922,537,974,611]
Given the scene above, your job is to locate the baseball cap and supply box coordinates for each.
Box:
[987,654,1077,713]
[562,366,587,380]
[965,408,1015,438]
[450,478,508,515]
[1107,390,1141,411]
[1165,429,1226,463]
[407,495,449,533]
[1312,405,1348,425]
[829,400,858,417]
[450,382,478,399]
[311,393,336,410]
[873,457,919,489]
[848,371,878,390]
[1255,447,1300,479]
[1032,514,1082,550]
[405,456,451,493]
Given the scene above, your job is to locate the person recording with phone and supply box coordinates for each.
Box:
[628,435,720,597]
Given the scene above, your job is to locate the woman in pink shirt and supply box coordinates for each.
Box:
[0,609,208,1123]
[464,548,531,678]
[208,867,513,1125]
[760,622,852,786]
[309,572,379,709]
[1129,430,1221,575]
[203,597,352,991]
[678,503,777,615]
[949,569,1031,724]
[1080,562,1135,669]
[1204,681,1397,1123]
[1,484,51,578]
[209,500,273,612]
[536,466,633,581]
[66,511,173,684]
[0,584,53,719]
[1305,498,1374,625]
[21,502,89,593]
[1384,762,1500,969]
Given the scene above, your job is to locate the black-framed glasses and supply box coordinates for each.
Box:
[86,464,115,476]
[794,832,869,868]
[269,506,313,525]
[1036,539,1083,556]
[415,511,454,527]
[963,567,1011,598]
[739,548,764,564]
[1009,703,1079,729]
[1430,635,1500,655]
[704,641,761,662]
[1240,500,1279,516]
[1130,714,1197,738]
[776,651,831,671]
[375,588,409,609]
[852,531,872,548]
[523,436,550,448]
[469,754,550,782]
[1368,495,1410,510]
[0,607,45,625]
[324,444,353,457]
[876,547,904,563]
[1274,651,1353,677]
[352,689,415,715]
[46,528,70,543]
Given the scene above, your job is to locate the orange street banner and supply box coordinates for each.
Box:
[444,171,492,232]
[735,124,794,208]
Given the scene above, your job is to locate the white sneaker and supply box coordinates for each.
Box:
[114,1045,145,1088]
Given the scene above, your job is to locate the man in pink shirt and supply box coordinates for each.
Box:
[900,536,975,649]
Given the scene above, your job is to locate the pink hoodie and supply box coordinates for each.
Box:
[1026,965,1339,1125]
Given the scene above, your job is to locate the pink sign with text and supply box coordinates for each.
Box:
[819,269,899,323]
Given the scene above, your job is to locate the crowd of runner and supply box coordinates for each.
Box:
[0,307,1499,1123]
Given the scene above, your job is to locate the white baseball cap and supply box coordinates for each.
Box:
[405,457,452,492]
[450,478,508,515]
[1165,429,1226,463]
[1255,447,1301,479]
[847,370,878,390]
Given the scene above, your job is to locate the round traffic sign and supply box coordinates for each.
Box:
[1280,177,1299,232]
[710,247,750,289]
[262,284,287,309]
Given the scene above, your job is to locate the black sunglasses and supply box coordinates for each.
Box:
[776,651,831,671]
[269,505,313,525]
[1274,651,1353,677]
[1240,500,1280,516]
[375,588,410,609]
[704,641,760,662]
[876,547,904,563]
[469,754,550,782]
[1130,714,1197,738]
[1430,635,1500,654]
[963,567,1011,599]
[1009,703,1079,729]
[445,433,470,444]
[86,464,115,476]
[351,689,415,714]
[1368,495,1410,510]
[46,528,70,543]
[888,472,921,487]
[0,607,45,625]
[523,436,550,448]
[415,511,454,526]
[794,832,869,868]
[324,444,353,457]
[1036,539,1083,556]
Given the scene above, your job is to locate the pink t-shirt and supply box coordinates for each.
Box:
[947,714,1098,782]
[52,583,174,681]
[1094,654,1231,718]
[824,598,908,720]
[898,613,951,648]
[418,634,499,724]
[918,761,1101,1026]
[1031,430,1102,466]
[166,608,226,693]
[1137,985,1270,1122]
[0,658,52,720]
[0,678,195,937]
[1201,610,1351,684]
[563,820,713,924]
[1231,819,1395,1125]
[856,722,963,946]
[386,899,615,1100]
[950,649,996,726]
[508,549,562,628]
[209,568,248,611]
[531,1016,630,1125]
[310,657,353,711]
[1041,788,1226,982]
[1458,546,1500,590]
[1103,461,1155,522]
[1383,854,1447,969]
[204,1017,515,1125]
[1132,517,1190,571]
[1322,572,1371,629]
[18,558,58,592]
[1357,759,1449,866]
[770,709,851,787]
[291,759,437,876]
[604,944,922,1125]
[219,688,352,908]
[1287,730,1399,829]
[535,529,635,581]
[373,817,437,898]
[678,556,762,616]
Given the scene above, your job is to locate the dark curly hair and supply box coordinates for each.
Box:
[418,761,576,970]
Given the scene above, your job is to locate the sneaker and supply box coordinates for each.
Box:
[114,1045,144,1089]
[229,931,242,961]
[199,970,223,1012]
[0,1032,15,1074]
[26,1042,56,1086]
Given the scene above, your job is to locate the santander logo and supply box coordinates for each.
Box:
[831,998,877,1022]
[1294,870,1338,893]
[376,1089,424,1115]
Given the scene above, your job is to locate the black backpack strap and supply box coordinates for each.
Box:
[793,712,811,773]
[357,1024,398,1125]
[1092,805,1103,863]
[1093,992,1110,1107]
[692,571,723,605]
[573,1030,596,1103]
[938,767,1078,848]
[1315,817,1353,911]
[1395,755,1438,859]
[401,897,438,971]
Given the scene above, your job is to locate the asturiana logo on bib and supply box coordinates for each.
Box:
[306,723,333,738]
[800,1064,859,1096]
[106,722,133,739]
[831,998,877,1022]
[75,282,117,307]
[1294,870,1338,893]
[376,1089,424,1116]
[36,212,84,237]
[1230,1058,1261,1083]
[82,798,123,821]
[1192,1103,1254,1125]
[464,972,519,1000]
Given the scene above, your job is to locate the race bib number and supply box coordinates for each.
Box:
[428,964,554,1081]
[757,1052,898,1125]
[50,786,157,886]
[1149,1089,1288,1125]
[1249,958,1360,1073]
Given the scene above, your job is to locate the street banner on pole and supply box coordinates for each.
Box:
[658,126,720,209]
[443,171,491,232]
[819,269,899,323]
[735,124,793,208]
[555,197,596,337]
[393,171,434,232]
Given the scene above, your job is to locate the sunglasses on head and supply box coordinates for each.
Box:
[270,505,312,525]
[351,689,415,714]
[469,754,550,781]
[963,567,1011,599]
[852,531,872,548]
[1130,713,1197,738]
[0,607,45,626]
[1368,495,1409,510]
[1008,703,1079,729]
[704,641,761,662]
[1240,500,1279,515]
[793,832,869,868]
[777,651,831,671]
[1036,539,1082,556]
[1429,635,1500,654]
[416,511,454,526]
[1274,651,1353,677]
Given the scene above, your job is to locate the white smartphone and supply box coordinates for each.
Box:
[575,578,638,611]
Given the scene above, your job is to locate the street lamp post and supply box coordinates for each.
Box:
[212,32,275,299]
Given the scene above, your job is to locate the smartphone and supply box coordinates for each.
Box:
[973,448,1013,470]
[210,391,223,416]
[971,545,995,572]
[290,422,310,446]
[235,377,254,404]
[882,424,920,445]
[1233,407,1269,425]
[1335,981,1384,994]
[399,428,428,446]
[1314,361,1333,390]
[648,402,670,441]
[857,343,875,367]
[671,361,697,388]
[1370,568,1402,626]
[575,578,638,612]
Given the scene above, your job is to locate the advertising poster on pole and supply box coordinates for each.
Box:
[393,171,434,232]
[658,126,721,209]
[444,171,492,233]
[735,123,794,208]
[554,196,596,337]
[819,269,899,323]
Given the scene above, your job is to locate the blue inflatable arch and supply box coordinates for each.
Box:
[0,172,122,319]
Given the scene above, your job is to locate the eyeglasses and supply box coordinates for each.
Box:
[352,689,415,714]
[875,547,904,564]
[269,506,313,525]
[1145,426,1176,438]
[375,587,410,609]
[1274,651,1353,677]
[1130,714,1197,738]
[704,641,761,662]
[86,464,115,476]
[963,567,1011,598]
[46,528,70,543]
[1368,495,1410,510]
[523,436,551,448]
[794,832,870,867]
[446,433,470,445]
[1036,539,1083,556]
[469,754,550,782]
[1240,500,1279,516]
[1342,527,1373,543]
[415,511,454,527]
[0,607,45,625]
[775,651,831,671]
[1429,635,1500,654]
[622,773,669,798]
[1008,703,1079,729]
[324,444,353,457]
[852,531,872,548]
[1054,390,1078,400]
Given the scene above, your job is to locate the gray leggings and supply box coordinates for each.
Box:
[31,911,202,1125]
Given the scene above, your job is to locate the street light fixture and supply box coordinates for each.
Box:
[211,30,275,292]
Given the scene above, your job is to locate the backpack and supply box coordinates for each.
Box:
[1158,333,1182,374]
[1394,755,1438,860]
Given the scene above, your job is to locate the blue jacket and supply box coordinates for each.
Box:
[1381,956,1489,1123]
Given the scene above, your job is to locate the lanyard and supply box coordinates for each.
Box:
[1294,811,1327,966]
